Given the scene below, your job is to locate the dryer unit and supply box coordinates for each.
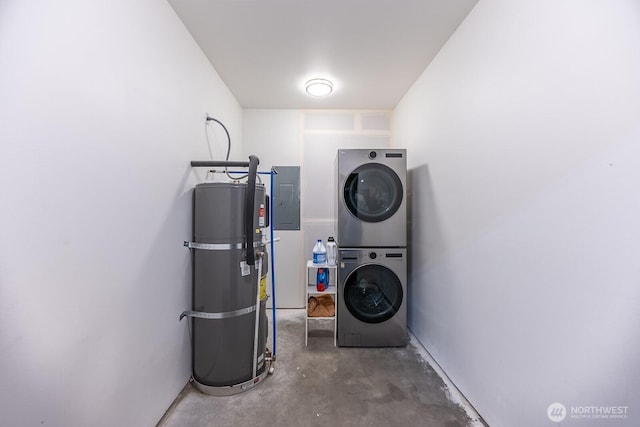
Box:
[336,149,407,248]
[338,248,407,347]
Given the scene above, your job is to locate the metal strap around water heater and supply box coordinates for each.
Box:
[179,305,256,321]
[184,241,261,250]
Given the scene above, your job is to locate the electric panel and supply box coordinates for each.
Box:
[273,166,300,230]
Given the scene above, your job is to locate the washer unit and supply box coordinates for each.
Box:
[337,248,407,347]
[336,149,407,248]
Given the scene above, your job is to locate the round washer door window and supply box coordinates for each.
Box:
[343,264,403,324]
[343,163,403,223]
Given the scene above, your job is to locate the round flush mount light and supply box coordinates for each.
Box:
[305,78,333,96]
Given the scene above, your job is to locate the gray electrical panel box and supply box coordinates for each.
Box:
[272,166,300,230]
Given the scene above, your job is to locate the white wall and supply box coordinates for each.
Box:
[0,1,242,426]
[243,110,392,307]
[394,1,640,426]
[243,110,304,308]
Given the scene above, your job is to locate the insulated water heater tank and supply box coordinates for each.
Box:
[190,181,269,395]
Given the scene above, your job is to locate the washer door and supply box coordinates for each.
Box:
[343,264,403,324]
[343,163,403,223]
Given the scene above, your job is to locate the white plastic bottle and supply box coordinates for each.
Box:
[312,239,327,265]
[326,237,337,266]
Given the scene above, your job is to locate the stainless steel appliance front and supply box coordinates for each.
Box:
[336,149,407,247]
[337,248,407,347]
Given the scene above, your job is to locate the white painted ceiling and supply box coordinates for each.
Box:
[168,0,478,109]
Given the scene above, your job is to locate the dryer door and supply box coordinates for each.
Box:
[343,264,403,324]
[343,163,403,223]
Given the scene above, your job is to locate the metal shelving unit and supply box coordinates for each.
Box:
[305,261,338,346]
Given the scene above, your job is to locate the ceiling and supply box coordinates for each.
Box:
[167,0,478,110]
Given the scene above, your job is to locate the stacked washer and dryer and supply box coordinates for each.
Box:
[336,149,408,347]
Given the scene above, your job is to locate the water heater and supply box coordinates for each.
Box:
[182,156,271,395]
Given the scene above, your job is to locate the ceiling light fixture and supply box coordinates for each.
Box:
[305,78,333,97]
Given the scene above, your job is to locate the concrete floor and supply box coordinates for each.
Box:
[158,309,485,427]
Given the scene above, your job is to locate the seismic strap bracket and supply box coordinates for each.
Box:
[179,305,257,321]
[184,241,261,251]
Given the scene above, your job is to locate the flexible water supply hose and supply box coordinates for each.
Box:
[269,169,277,358]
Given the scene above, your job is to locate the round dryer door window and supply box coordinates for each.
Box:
[343,264,403,324]
[343,163,403,223]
